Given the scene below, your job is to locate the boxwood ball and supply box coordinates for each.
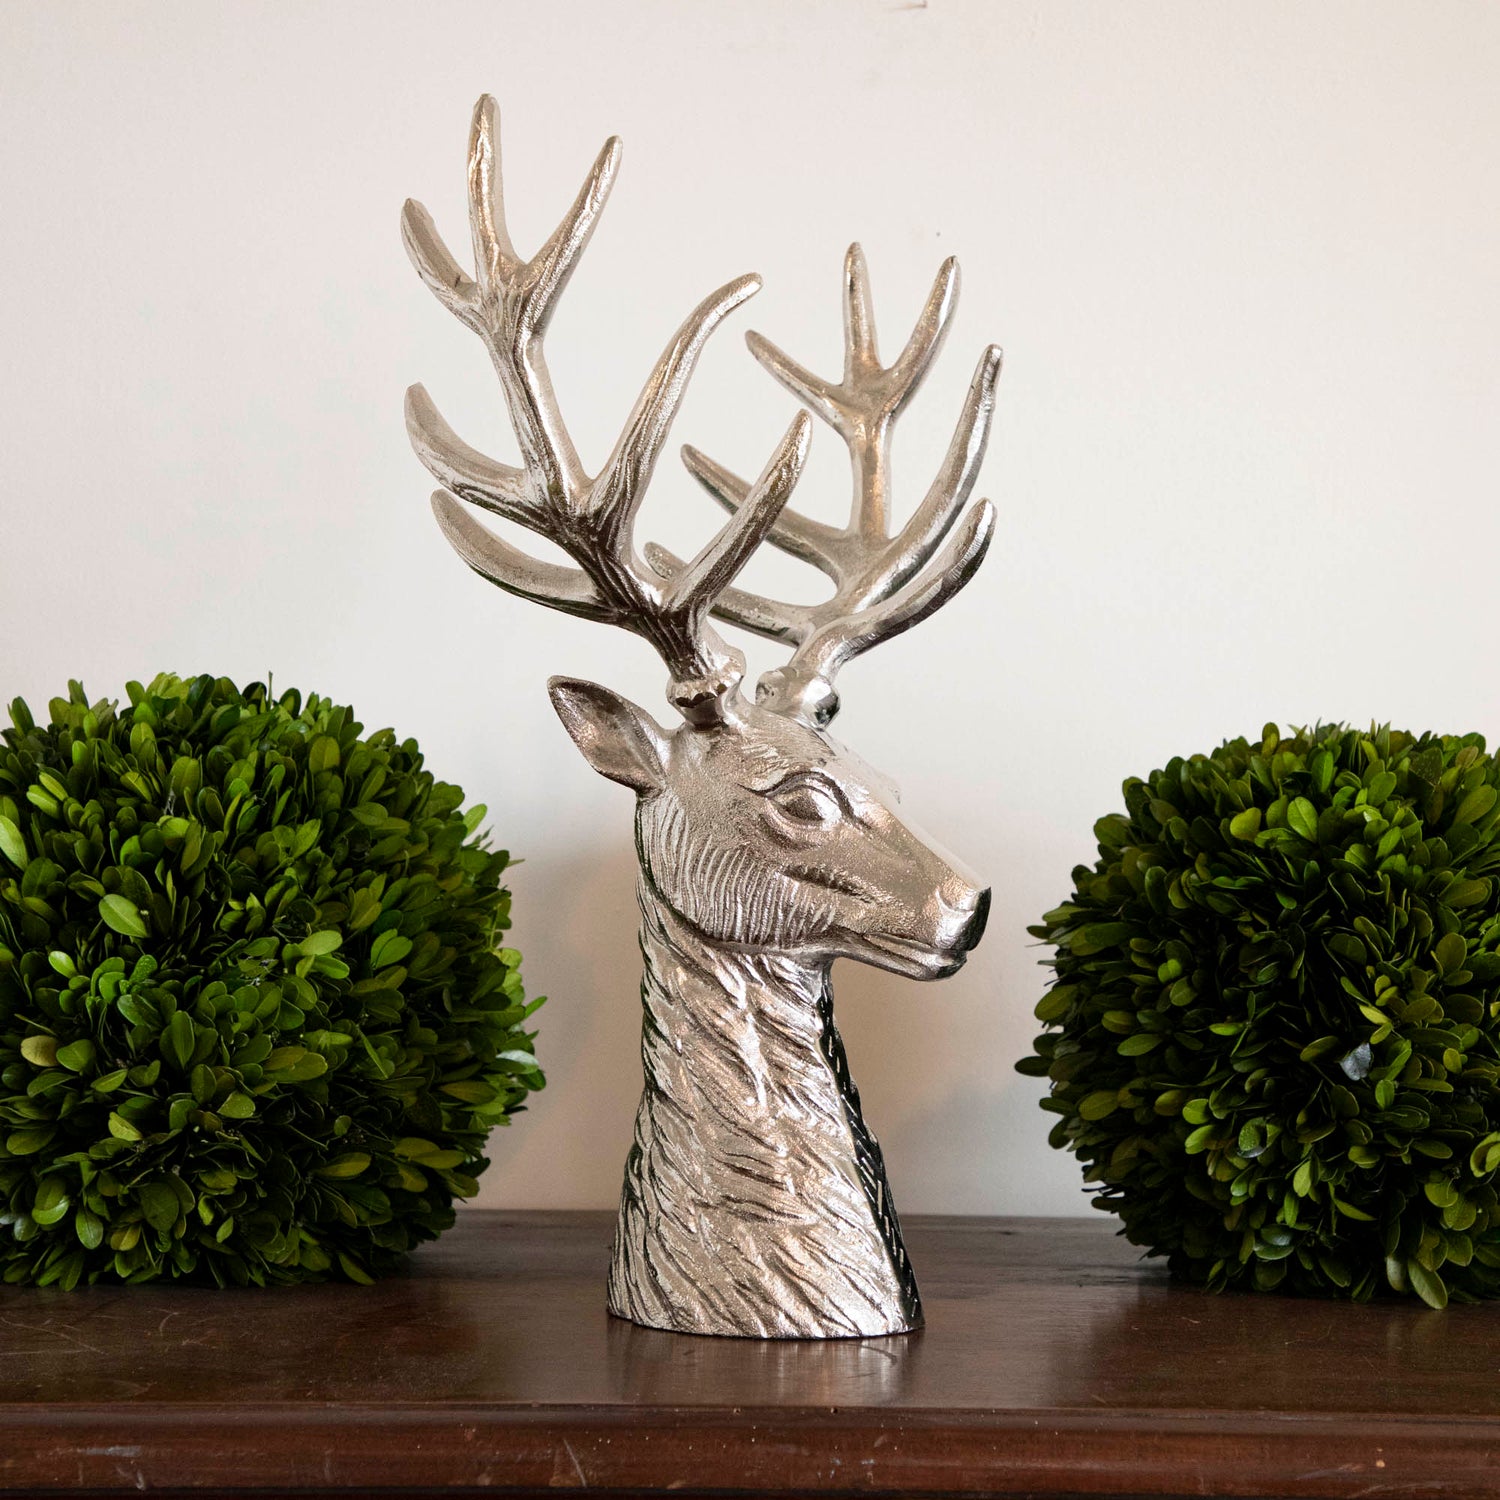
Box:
[1019,724,1500,1308]
[0,675,543,1288]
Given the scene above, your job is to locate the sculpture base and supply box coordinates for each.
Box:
[606,1293,922,1341]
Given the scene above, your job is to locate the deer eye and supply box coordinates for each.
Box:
[769,780,840,825]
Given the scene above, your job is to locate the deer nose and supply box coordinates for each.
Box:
[956,887,991,954]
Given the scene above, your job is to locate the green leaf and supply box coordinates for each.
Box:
[494,1049,542,1072]
[370,930,413,969]
[1287,797,1319,842]
[219,1091,255,1120]
[1298,1035,1340,1062]
[33,1178,68,1215]
[1310,749,1334,794]
[55,1038,96,1073]
[415,1149,465,1169]
[348,888,382,931]
[162,1010,196,1072]
[1068,922,1132,956]
[1470,1134,1500,1177]
[1407,1258,1448,1310]
[75,1207,105,1250]
[98,893,149,939]
[0,814,28,869]
[32,1196,71,1227]
[441,1079,498,1103]
[1453,784,1497,825]
[299,930,343,956]
[314,1153,371,1179]
[6,1127,56,1155]
[338,1251,375,1285]
[107,1111,143,1143]
[19,1034,58,1068]
[277,1051,328,1083]
[308,736,341,774]
[1034,985,1074,1022]
[1228,807,1262,840]
[1434,931,1467,976]
[189,1063,216,1105]
[1446,878,1490,908]
[137,1181,179,1233]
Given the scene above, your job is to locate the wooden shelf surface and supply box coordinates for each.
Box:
[2,1210,1498,1497]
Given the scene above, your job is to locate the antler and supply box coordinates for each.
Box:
[403,96,811,725]
[646,244,1001,727]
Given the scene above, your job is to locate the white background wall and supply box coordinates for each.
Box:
[2,2,1497,1218]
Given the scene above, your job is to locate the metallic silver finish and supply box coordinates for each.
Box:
[405,96,999,1338]
[649,243,1002,728]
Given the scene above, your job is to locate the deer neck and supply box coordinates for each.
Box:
[606,871,922,1338]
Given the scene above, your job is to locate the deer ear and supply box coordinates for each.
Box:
[547,677,669,794]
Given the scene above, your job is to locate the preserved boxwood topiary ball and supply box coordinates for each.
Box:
[0,674,543,1288]
[1019,723,1500,1308]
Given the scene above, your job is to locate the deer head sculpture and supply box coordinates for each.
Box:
[404,96,1001,1338]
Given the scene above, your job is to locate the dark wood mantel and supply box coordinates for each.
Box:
[2,1210,1498,1497]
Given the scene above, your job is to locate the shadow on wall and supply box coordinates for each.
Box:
[829,948,1051,1217]
[474,841,646,1209]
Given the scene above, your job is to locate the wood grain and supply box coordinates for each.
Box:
[2,1211,1498,1496]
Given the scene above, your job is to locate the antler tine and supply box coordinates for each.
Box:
[642,533,812,645]
[402,198,477,324]
[654,246,1000,727]
[877,342,1003,596]
[466,95,516,288]
[429,490,610,620]
[747,246,958,538]
[842,241,880,376]
[791,499,996,690]
[663,413,813,621]
[593,274,762,542]
[521,132,622,343]
[679,445,843,573]
[668,247,972,609]
[405,384,531,525]
[753,498,997,728]
[406,96,814,725]
[882,252,959,418]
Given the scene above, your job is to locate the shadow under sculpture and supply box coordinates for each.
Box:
[403,96,1001,1338]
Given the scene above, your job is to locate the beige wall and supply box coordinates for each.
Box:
[2,1,1497,1216]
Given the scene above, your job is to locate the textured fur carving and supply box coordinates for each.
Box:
[609,874,920,1337]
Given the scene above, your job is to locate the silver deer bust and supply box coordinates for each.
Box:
[404,97,1000,1338]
